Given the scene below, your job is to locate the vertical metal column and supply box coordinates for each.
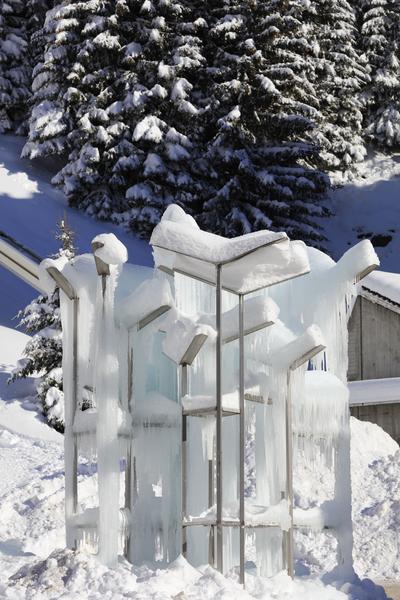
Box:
[238,294,245,585]
[216,265,223,573]
[284,370,294,577]
[182,364,188,557]
[125,444,132,558]
[65,296,78,549]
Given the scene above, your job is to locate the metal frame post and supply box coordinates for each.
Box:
[46,268,78,551]
[65,296,79,549]
[284,369,294,576]
[216,265,223,573]
[239,294,245,585]
[181,364,188,556]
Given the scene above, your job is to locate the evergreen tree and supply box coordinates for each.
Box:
[0,0,31,132]
[200,0,329,244]
[11,217,76,432]
[312,0,369,174]
[52,0,125,221]
[26,0,57,67]
[101,0,208,238]
[22,0,109,159]
[359,0,400,148]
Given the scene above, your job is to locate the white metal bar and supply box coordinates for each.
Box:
[0,238,45,292]
[65,296,79,549]
[239,294,245,585]
[285,370,294,577]
[216,265,223,572]
[181,365,188,557]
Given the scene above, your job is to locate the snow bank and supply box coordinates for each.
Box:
[2,547,389,600]
[295,417,400,581]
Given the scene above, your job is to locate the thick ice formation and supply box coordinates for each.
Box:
[48,206,379,580]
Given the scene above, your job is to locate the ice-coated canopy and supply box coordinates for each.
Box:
[150,205,310,294]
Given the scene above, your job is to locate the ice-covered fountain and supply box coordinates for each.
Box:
[38,205,379,586]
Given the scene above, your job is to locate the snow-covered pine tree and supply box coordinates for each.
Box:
[22,0,108,159]
[26,0,57,68]
[312,0,369,174]
[0,0,31,132]
[100,0,208,238]
[200,0,329,244]
[11,217,76,432]
[52,0,125,221]
[359,0,400,149]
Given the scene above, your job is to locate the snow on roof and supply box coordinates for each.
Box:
[362,270,400,307]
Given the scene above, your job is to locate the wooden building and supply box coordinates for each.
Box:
[348,272,400,443]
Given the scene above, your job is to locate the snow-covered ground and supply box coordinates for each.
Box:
[325,151,400,272]
[0,323,393,599]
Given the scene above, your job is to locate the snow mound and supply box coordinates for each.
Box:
[296,416,400,581]
[3,548,382,600]
[351,418,400,580]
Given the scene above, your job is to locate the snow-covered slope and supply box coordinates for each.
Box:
[0,134,152,327]
[325,152,400,272]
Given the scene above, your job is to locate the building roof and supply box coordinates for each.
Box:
[361,271,400,313]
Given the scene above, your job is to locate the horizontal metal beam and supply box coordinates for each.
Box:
[138,305,171,330]
[180,333,209,366]
[223,320,275,344]
[0,238,45,292]
[47,266,76,300]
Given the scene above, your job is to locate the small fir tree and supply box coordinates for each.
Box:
[11,217,76,432]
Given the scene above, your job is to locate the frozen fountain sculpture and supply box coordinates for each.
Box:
[38,205,379,585]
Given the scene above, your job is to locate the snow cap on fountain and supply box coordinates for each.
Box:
[91,233,128,265]
[151,203,287,265]
[150,204,310,294]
